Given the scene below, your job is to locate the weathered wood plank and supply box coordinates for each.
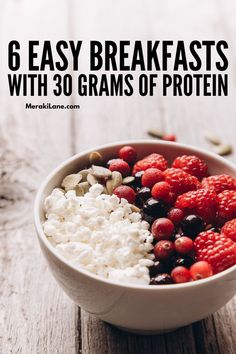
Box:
[71,0,236,353]
[0,1,80,354]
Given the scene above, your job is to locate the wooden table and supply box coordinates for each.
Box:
[1,0,236,353]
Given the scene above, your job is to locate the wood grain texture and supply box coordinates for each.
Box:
[0,0,236,353]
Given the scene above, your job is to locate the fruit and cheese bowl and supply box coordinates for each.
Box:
[34,140,236,334]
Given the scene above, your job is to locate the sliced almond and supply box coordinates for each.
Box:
[79,168,92,181]
[89,151,103,166]
[61,173,82,191]
[106,171,122,194]
[87,173,99,185]
[123,176,135,185]
[91,165,112,178]
[147,129,164,139]
[204,131,221,145]
[75,182,90,196]
[216,144,233,156]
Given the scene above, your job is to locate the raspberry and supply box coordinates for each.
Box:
[222,219,236,242]
[174,236,194,255]
[108,159,131,177]
[113,185,136,204]
[172,155,208,180]
[132,153,167,175]
[194,230,236,273]
[171,266,191,283]
[151,218,175,240]
[218,190,236,221]
[202,174,236,194]
[151,182,171,200]
[141,168,164,188]
[118,146,137,164]
[190,261,213,280]
[164,168,200,196]
[175,189,218,223]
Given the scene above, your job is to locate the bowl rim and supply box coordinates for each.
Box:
[34,139,236,290]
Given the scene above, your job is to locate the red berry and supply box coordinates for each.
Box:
[113,185,136,204]
[108,158,131,177]
[141,168,164,188]
[194,230,236,274]
[174,236,194,255]
[164,168,200,196]
[202,174,236,194]
[171,266,191,283]
[154,240,175,259]
[222,219,236,242]
[175,189,218,223]
[162,134,176,142]
[132,153,167,175]
[151,181,171,200]
[151,218,175,240]
[190,261,213,280]
[217,190,236,221]
[118,145,137,164]
[172,155,208,180]
[167,208,185,225]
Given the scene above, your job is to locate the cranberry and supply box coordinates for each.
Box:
[167,208,185,225]
[151,182,171,201]
[162,134,176,142]
[154,240,175,260]
[171,266,191,283]
[150,273,173,285]
[141,168,164,188]
[113,185,136,204]
[190,261,213,280]
[108,158,131,177]
[181,214,205,238]
[119,146,137,164]
[174,236,194,255]
[151,218,174,240]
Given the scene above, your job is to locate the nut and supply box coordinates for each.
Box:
[216,144,233,156]
[61,173,82,191]
[147,129,164,139]
[91,165,112,178]
[89,151,103,166]
[130,205,140,213]
[106,171,123,194]
[87,173,99,185]
[79,168,92,181]
[75,182,90,196]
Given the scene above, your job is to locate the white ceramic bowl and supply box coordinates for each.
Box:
[34,140,236,334]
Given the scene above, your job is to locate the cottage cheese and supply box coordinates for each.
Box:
[43,184,154,285]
